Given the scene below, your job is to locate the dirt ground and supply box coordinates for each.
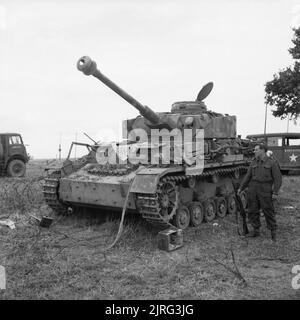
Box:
[0,160,300,300]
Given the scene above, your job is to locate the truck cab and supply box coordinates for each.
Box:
[0,133,29,177]
[246,133,300,174]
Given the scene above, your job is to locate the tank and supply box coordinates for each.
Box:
[43,56,254,229]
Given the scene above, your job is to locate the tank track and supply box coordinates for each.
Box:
[136,165,248,229]
[43,170,67,214]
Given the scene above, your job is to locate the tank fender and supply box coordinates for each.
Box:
[130,167,182,194]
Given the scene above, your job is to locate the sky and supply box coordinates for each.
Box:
[0,0,299,158]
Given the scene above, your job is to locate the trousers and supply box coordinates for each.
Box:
[247,181,277,231]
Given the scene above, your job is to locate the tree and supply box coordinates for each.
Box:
[265,27,300,120]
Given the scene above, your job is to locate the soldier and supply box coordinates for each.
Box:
[238,143,282,241]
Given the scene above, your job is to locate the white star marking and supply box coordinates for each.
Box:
[290,153,298,162]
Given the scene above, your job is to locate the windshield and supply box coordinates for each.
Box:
[284,138,300,146]
[9,135,22,145]
[267,137,282,147]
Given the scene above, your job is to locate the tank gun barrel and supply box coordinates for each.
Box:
[77,56,160,125]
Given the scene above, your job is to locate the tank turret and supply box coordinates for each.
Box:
[77,56,236,139]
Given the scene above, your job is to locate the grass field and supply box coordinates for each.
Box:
[0,160,300,299]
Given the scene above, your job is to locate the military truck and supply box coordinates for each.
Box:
[0,133,29,177]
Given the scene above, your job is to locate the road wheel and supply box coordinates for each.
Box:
[189,202,204,227]
[7,159,26,177]
[215,197,227,218]
[203,199,216,222]
[227,194,237,215]
[173,205,190,229]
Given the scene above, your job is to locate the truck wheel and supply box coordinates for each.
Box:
[7,159,26,177]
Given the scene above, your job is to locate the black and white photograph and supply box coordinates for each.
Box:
[0,0,300,304]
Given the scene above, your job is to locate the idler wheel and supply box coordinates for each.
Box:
[203,199,216,222]
[189,202,204,227]
[173,205,191,230]
[215,197,227,218]
[67,206,81,216]
[227,194,237,215]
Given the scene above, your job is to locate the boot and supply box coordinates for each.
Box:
[271,230,277,242]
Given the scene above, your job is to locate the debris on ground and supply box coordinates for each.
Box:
[0,219,16,230]
[29,214,53,228]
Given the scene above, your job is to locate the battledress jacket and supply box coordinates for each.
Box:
[240,155,282,194]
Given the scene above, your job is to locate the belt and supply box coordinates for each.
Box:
[252,180,272,184]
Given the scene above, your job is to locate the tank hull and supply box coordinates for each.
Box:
[59,165,137,210]
[44,159,251,230]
